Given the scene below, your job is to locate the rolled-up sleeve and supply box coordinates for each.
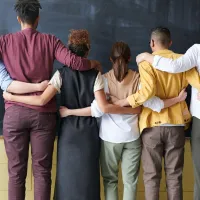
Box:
[48,70,62,93]
[138,83,164,112]
[0,61,13,91]
[93,72,104,92]
[143,96,164,113]
[127,61,156,108]
[91,99,104,118]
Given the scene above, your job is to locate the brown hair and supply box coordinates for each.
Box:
[110,42,131,82]
[68,29,90,57]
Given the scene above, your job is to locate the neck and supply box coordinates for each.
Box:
[21,23,35,30]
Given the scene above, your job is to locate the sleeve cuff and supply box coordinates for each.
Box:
[48,70,62,93]
[91,100,104,118]
[2,79,13,92]
[143,97,164,113]
[93,72,104,92]
[48,82,61,93]
[152,55,162,69]
[127,95,137,108]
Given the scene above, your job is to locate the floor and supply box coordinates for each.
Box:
[0,138,194,200]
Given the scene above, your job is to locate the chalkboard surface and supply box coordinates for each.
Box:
[0,0,200,135]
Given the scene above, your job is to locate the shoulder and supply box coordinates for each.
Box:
[189,44,200,55]
[40,32,58,41]
[104,69,114,79]
[192,44,200,49]
[0,33,15,43]
[170,52,183,59]
[94,72,104,92]
[138,61,153,72]
[129,69,140,80]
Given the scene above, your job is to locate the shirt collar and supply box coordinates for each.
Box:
[21,27,37,32]
[152,49,174,55]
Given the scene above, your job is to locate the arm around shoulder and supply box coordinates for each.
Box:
[153,44,199,73]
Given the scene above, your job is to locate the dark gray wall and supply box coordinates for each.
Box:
[0,0,200,135]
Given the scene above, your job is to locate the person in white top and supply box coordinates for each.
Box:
[59,41,187,200]
[136,44,200,200]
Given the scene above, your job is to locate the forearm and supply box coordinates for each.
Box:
[153,45,199,73]
[101,104,141,115]
[127,89,155,108]
[9,94,46,106]
[4,85,57,106]
[54,39,91,71]
[67,107,92,117]
[127,64,156,108]
[163,97,179,108]
[7,81,41,94]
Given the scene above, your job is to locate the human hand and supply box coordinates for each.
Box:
[177,89,187,102]
[59,106,71,118]
[3,91,13,101]
[37,80,49,91]
[114,98,130,107]
[109,95,119,103]
[90,60,102,72]
[136,52,153,64]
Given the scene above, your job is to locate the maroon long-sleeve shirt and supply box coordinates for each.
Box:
[0,28,90,112]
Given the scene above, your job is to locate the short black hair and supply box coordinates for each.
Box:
[14,0,42,25]
[68,44,90,57]
[151,26,171,47]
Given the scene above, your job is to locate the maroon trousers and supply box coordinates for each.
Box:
[3,105,56,200]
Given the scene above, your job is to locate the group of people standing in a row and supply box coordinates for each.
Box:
[1,1,200,200]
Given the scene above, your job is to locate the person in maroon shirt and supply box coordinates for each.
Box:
[0,1,99,200]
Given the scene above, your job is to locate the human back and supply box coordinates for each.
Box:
[1,30,57,83]
[100,42,140,143]
[59,66,99,129]
[55,29,101,200]
[0,0,91,112]
[139,27,191,130]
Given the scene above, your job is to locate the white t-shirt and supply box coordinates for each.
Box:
[91,77,140,143]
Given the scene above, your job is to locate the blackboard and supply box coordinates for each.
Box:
[0,0,200,135]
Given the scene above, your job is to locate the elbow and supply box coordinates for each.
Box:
[38,98,47,106]
[98,105,109,114]
[100,107,108,114]
[170,68,177,73]
[145,90,155,101]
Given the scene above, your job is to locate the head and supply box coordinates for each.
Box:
[110,42,131,82]
[68,29,90,58]
[150,27,172,52]
[15,0,42,29]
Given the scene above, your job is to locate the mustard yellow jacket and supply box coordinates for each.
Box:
[127,49,200,132]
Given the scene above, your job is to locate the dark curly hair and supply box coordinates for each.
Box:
[68,29,90,57]
[14,0,42,25]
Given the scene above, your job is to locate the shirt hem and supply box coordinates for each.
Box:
[99,134,140,144]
